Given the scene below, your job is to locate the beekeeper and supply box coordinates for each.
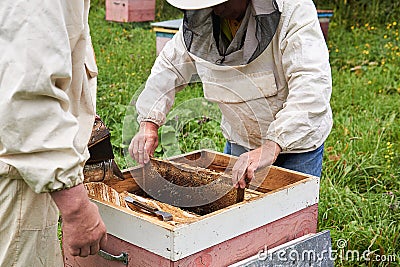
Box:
[0,0,107,265]
[129,0,333,189]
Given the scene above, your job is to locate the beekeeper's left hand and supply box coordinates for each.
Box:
[232,140,281,189]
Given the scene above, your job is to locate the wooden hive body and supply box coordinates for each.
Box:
[64,150,320,266]
[105,0,155,23]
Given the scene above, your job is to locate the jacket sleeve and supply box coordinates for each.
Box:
[266,0,333,152]
[0,0,94,193]
[136,28,197,126]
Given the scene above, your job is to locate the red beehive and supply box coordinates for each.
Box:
[105,0,155,23]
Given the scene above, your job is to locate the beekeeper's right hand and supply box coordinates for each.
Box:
[129,121,159,165]
[51,184,107,257]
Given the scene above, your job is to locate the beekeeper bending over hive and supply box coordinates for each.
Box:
[129,0,333,189]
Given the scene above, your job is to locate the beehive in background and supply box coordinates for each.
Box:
[105,0,155,22]
[151,19,182,55]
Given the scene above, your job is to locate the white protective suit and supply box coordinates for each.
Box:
[136,0,333,153]
[0,0,96,265]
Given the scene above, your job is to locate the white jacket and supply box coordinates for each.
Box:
[137,0,332,153]
[0,0,96,193]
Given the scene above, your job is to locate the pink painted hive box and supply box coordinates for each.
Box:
[151,19,182,56]
[64,149,320,266]
[105,0,155,23]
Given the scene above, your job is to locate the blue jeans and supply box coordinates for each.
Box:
[224,141,324,177]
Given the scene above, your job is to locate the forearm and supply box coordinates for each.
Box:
[50,184,91,218]
[262,140,282,162]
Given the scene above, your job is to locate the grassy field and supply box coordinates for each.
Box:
[88,1,399,266]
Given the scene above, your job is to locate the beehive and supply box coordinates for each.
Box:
[151,19,182,55]
[64,150,320,266]
[105,0,155,23]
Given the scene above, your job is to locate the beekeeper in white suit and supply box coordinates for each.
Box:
[0,0,107,265]
[130,0,332,189]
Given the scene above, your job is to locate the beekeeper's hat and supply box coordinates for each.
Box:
[166,0,228,10]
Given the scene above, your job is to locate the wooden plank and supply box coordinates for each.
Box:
[105,167,143,193]
[153,27,178,34]
[252,166,308,193]
[65,204,318,266]
[104,177,141,194]
[168,149,237,173]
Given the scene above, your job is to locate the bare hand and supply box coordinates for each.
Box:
[51,184,107,257]
[232,141,281,189]
[129,121,159,165]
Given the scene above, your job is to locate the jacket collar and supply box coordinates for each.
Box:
[183,0,281,65]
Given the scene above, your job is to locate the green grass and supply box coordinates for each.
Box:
[319,20,400,266]
[87,2,399,266]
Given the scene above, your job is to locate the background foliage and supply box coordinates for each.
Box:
[88,0,399,266]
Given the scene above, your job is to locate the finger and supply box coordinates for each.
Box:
[236,159,248,184]
[69,246,80,257]
[145,138,158,158]
[237,162,255,189]
[232,163,241,187]
[238,178,247,189]
[89,243,100,255]
[143,141,152,164]
[232,157,248,188]
[143,150,150,164]
[246,162,257,183]
[128,139,135,160]
[79,247,90,258]
[237,164,249,189]
[100,233,108,249]
[231,162,240,188]
[137,139,146,165]
[131,138,140,163]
